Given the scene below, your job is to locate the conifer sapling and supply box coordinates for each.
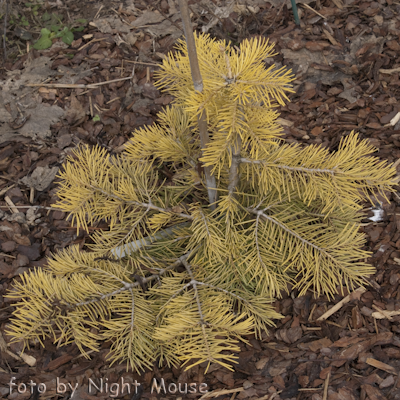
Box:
[6,31,397,373]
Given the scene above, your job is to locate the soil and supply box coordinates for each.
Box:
[1,0,400,399]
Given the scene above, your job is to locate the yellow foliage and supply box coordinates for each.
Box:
[6,33,397,373]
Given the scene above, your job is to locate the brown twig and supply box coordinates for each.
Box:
[380,67,400,75]
[0,331,36,366]
[199,387,244,399]
[124,59,160,67]
[77,37,106,52]
[228,137,242,196]
[0,252,16,259]
[177,0,218,210]
[317,287,366,321]
[0,205,56,210]
[25,75,134,89]
[322,371,330,400]
[300,3,327,19]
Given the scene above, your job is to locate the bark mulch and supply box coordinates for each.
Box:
[1,0,400,399]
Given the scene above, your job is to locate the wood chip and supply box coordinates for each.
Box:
[330,0,344,9]
[379,67,400,74]
[199,387,244,399]
[390,112,400,126]
[19,352,37,367]
[0,184,15,197]
[46,354,75,371]
[4,196,19,214]
[323,29,339,46]
[301,3,327,19]
[366,358,398,375]
[372,304,400,320]
[277,118,294,127]
[317,287,366,321]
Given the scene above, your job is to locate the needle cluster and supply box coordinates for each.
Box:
[7,33,396,373]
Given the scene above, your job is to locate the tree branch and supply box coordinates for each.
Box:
[112,205,151,251]
[128,288,135,329]
[228,136,242,196]
[88,184,194,220]
[254,213,268,272]
[247,208,337,263]
[178,0,218,210]
[67,251,196,308]
[156,279,251,323]
[181,258,213,361]
[241,158,341,175]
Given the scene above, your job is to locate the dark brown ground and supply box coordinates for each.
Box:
[1,0,400,399]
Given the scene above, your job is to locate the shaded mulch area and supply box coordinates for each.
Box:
[2,0,400,399]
